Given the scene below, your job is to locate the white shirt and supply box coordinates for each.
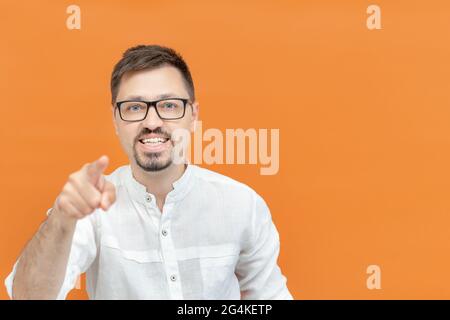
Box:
[5,164,293,300]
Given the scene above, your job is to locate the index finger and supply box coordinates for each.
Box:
[86,155,109,185]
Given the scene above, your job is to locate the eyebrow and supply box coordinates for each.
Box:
[122,93,184,101]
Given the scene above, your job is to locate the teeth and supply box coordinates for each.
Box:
[141,138,166,144]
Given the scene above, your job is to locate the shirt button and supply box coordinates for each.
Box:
[170,274,177,282]
[146,196,152,202]
[162,229,168,237]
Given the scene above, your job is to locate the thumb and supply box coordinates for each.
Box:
[86,155,109,186]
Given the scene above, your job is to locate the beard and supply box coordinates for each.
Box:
[133,147,172,172]
[132,127,173,172]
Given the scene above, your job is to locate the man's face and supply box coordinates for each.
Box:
[113,65,198,172]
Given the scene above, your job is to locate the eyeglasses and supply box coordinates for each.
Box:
[115,98,190,122]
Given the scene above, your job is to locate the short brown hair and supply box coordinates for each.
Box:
[110,45,195,104]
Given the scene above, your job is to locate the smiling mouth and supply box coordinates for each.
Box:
[138,137,170,145]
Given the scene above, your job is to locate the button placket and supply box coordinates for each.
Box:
[159,208,183,299]
[144,194,161,226]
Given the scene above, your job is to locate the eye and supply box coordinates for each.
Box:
[127,104,144,112]
[161,102,176,109]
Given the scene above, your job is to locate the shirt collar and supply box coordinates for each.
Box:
[123,164,196,204]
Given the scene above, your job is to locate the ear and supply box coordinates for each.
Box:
[190,101,199,133]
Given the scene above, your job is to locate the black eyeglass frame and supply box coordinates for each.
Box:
[115,98,191,122]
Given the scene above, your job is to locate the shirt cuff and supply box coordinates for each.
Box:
[4,259,20,299]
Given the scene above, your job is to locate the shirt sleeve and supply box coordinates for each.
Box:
[4,210,98,300]
[235,193,294,300]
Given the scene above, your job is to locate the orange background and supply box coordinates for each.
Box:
[2,0,450,299]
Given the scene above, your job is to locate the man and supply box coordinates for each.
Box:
[5,45,293,300]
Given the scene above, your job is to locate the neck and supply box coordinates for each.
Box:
[131,162,187,210]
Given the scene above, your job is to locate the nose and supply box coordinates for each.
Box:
[142,106,164,130]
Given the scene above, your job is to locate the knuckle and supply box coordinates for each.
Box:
[58,196,67,208]
[62,182,71,192]
[63,183,76,197]
[68,174,80,186]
